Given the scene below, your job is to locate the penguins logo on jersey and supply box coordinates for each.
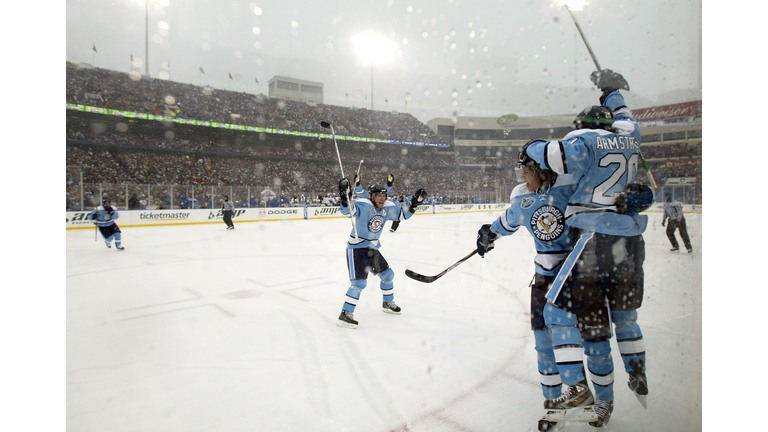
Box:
[530,205,565,241]
[368,215,385,233]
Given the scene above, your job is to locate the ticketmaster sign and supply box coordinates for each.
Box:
[66,204,509,230]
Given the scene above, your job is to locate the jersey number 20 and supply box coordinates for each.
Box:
[592,153,639,205]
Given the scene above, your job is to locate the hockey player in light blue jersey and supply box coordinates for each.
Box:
[89,197,125,250]
[476,142,615,431]
[336,176,427,328]
[522,70,654,428]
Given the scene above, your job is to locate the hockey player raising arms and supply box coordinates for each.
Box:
[336,176,426,328]
[522,70,654,428]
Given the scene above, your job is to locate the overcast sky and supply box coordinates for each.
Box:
[66,0,702,122]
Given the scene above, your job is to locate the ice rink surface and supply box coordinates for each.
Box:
[65,210,702,431]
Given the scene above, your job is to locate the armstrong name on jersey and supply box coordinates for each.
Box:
[595,135,639,151]
[530,205,565,242]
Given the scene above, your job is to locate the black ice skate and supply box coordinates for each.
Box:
[670,247,679,252]
[539,379,597,429]
[589,399,613,428]
[382,300,401,314]
[337,311,358,328]
[628,359,648,408]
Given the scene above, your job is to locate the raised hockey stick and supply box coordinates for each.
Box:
[564,6,658,190]
[405,249,478,283]
[321,121,359,241]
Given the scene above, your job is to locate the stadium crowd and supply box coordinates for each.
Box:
[66,62,444,144]
[66,63,701,210]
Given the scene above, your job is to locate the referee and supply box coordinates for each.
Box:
[662,194,691,253]
[221,195,235,230]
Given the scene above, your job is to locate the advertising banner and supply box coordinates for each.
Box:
[67,204,510,230]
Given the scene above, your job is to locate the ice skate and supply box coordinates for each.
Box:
[104,240,111,248]
[541,380,597,425]
[628,359,648,408]
[337,311,358,328]
[588,399,613,428]
[687,248,692,253]
[116,245,125,251]
[538,400,565,431]
[669,247,678,252]
[382,300,401,314]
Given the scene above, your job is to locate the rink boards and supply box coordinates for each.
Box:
[65,203,701,230]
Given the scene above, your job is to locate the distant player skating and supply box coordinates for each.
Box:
[90,197,125,250]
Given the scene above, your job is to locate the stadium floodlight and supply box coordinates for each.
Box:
[352,32,396,110]
[560,0,590,11]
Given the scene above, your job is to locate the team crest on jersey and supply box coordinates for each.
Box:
[530,205,565,242]
[368,215,385,233]
[521,197,536,209]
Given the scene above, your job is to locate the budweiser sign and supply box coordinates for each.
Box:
[633,101,702,121]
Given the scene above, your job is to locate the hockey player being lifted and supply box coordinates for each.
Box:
[336,174,426,328]
[476,141,618,431]
[521,69,654,428]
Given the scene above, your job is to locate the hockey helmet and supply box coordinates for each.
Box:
[516,139,557,184]
[102,197,111,203]
[368,184,388,198]
[574,105,614,130]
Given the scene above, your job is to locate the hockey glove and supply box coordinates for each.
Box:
[477,224,499,258]
[591,69,630,105]
[614,184,654,215]
[590,69,629,92]
[409,188,427,212]
[338,177,352,207]
[387,173,395,187]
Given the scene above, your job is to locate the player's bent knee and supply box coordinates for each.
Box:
[379,268,394,283]
[544,303,578,328]
[611,309,638,324]
[350,279,367,292]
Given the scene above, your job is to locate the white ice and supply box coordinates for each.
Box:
[66,210,701,431]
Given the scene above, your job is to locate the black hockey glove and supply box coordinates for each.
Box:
[590,69,629,92]
[387,173,395,188]
[477,224,499,258]
[409,188,427,212]
[614,184,654,216]
[338,177,352,207]
[590,69,630,105]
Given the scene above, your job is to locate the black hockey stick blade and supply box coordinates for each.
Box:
[320,121,331,128]
[405,249,478,283]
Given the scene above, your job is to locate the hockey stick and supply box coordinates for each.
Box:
[321,121,359,241]
[564,7,658,190]
[356,159,363,178]
[405,250,478,283]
